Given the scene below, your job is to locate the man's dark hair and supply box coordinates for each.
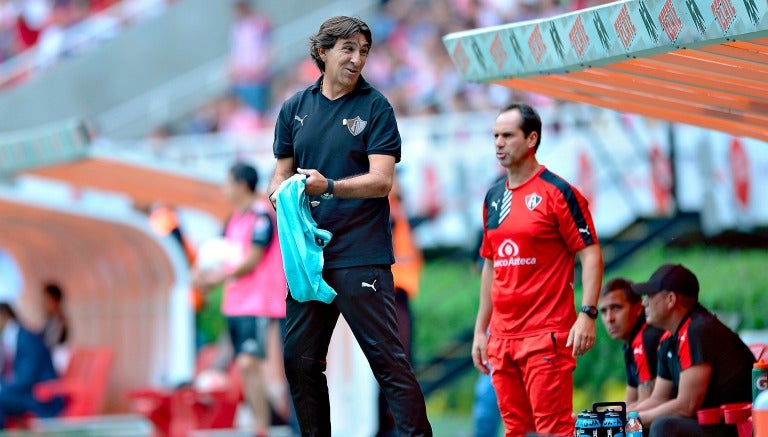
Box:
[43,282,64,302]
[229,162,259,192]
[601,277,641,304]
[310,16,372,72]
[0,302,16,320]
[501,102,542,152]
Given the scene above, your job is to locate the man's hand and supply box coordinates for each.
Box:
[192,269,228,292]
[297,168,329,196]
[192,269,210,292]
[472,331,491,374]
[566,313,596,357]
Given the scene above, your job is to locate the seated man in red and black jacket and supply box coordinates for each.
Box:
[631,264,755,437]
[599,277,664,407]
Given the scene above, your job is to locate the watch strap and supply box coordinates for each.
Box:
[581,305,598,319]
[321,178,334,200]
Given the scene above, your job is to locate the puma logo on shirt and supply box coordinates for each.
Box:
[361,280,377,292]
[295,114,308,126]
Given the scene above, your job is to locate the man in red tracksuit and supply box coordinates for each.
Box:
[472,103,604,436]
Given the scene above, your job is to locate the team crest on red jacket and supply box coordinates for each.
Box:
[525,193,542,211]
[345,116,367,136]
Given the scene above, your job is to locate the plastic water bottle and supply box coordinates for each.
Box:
[755,389,768,437]
[625,411,643,437]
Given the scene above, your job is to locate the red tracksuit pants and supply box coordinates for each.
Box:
[487,331,576,437]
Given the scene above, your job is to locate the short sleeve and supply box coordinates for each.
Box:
[680,320,708,371]
[251,212,274,248]
[273,101,295,159]
[555,186,598,254]
[641,326,664,382]
[364,98,401,162]
[479,193,493,259]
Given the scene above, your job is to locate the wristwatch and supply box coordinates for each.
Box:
[321,178,334,200]
[580,305,598,319]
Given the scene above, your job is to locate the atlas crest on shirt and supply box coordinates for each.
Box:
[525,193,542,211]
[342,116,367,136]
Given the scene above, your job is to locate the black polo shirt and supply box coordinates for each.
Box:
[623,314,664,388]
[657,304,755,409]
[273,76,400,269]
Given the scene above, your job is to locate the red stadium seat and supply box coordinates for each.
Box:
[6,348,114,430]
[704,342,768,437]
[128,345,243,436]
[33,347,114,417]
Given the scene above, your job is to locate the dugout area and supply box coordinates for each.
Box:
[1,126,231,412]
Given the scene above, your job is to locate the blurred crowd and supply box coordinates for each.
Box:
[0,0,618,106]
[0,0,174,86]
[149,0,615,139]
[0,0,618,157]
[175,0,543,137]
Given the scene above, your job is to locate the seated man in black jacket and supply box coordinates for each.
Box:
[631,264,755,437]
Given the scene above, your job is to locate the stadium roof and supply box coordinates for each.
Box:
[0,199,175,315]
[442,0,768,141]
[0,120,230,220]
[28,158,231,221]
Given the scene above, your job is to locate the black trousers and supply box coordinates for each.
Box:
[378,288,413,436]
[283,265,432,437]
[649,416,738,437]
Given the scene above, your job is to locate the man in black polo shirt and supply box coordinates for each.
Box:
[598,277,664,407]
[631,264,755,437]
[268,16,432,436]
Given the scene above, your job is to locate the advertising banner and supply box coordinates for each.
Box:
[443,0,768,83]
[0,119,90,177]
